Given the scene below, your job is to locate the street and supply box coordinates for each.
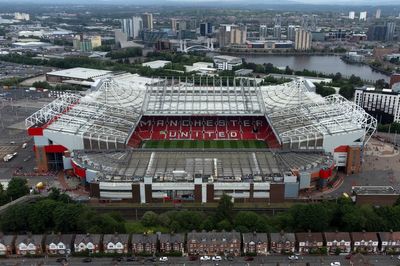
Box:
[0,255,400,266]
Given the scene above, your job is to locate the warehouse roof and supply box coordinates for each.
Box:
[46,67,112,80]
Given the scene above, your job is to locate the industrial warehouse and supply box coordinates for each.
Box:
[25,73,377,203]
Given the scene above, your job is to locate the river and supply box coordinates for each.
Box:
[212,53,390,82]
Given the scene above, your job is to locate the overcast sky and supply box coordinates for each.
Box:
[0,0,397,5]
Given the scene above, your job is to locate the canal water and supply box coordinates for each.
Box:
[214,53,390,82]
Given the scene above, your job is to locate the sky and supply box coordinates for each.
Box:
[0,0,398,5]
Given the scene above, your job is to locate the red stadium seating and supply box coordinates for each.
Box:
[127,116,281,148]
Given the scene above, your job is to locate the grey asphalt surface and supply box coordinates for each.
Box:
[0,255,399,266]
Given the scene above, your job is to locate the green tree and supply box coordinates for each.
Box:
[32,81,52,90]
[215,194,234,222]
[141,211,160,227]
[339,84,355,100]
[6,178,29,201]
[290,204,332,232]
[53,204,83,233]
[27,199,58,233]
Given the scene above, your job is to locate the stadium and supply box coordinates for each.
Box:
[26,72,377,203]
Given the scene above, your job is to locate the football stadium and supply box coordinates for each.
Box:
[26,73,377,203]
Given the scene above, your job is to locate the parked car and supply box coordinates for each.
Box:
[288,255,299,260]
[82,257,92,263]
[56,257,67,263]
[112,257,123,262]
[244,256,254,261]
[200,255,211,261]
[126,256,137,262]
[159,257,168,262]
[189,255,198,261]
[212,256,222,261]
[330,262,341,266]
[345,254,352,260]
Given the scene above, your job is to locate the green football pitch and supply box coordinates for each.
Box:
[141,140,268,149]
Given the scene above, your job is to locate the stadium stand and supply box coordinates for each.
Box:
[129,116,280,148]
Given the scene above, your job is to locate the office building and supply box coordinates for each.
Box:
[14,12,29,21]
[275,14,282,26]
[287,25,297,41]
[218,24,247,48]
[200,22,212,36]
[132,16,143,39]
[259,24,268,40]
[295,28,312,51]
[376,9,381,19]
[273,25,282,40]
[385,22,396,42]
[301,15,309,30]
[390,74,400,91]
[355,86,400,124]
[121,19,133,38]
[349,11,355,20]
[360,11,367,21]
[90,36,102,49]
[171,19,187,34]
[142,13,153,30]
[367,25,386,41]
[311,15,318,31]
[213,55,242,70]
[367,22,396,42]
[72,34,100,52]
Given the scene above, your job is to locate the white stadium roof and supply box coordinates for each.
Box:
[26,74,377,152]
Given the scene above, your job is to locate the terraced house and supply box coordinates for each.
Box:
[242,232,269,255]
[270,232,296,254]
[379,231,400,253]
[324,232,351,254]
[187,230,241,256]
[296,232,325,254]
[73,234,102,254]
[102,233,129,254]
[131,233,157,255]
[158,233,185,254]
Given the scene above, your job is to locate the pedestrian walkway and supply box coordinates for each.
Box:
[56,172,88,197]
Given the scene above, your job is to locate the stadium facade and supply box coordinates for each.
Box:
[26,73,377,203]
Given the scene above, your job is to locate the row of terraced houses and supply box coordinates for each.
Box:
[1,231,400,257]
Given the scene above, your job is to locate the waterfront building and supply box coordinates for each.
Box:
[200,22,212,36]
[287,25,297,41]
[259,24,268,40]
[354,86,400,124]
[390,74,400,91]
[294,28,312,51]
[218,24,247,48]
[273,25,281,40]
[213,55,242,70]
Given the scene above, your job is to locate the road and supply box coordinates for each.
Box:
[0,255,400,266]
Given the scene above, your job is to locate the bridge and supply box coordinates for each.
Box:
[179,38,215,53]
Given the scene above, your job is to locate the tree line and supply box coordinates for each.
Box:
[0,178,30,205]
[0,188,125,234]
[3,193,400,235]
